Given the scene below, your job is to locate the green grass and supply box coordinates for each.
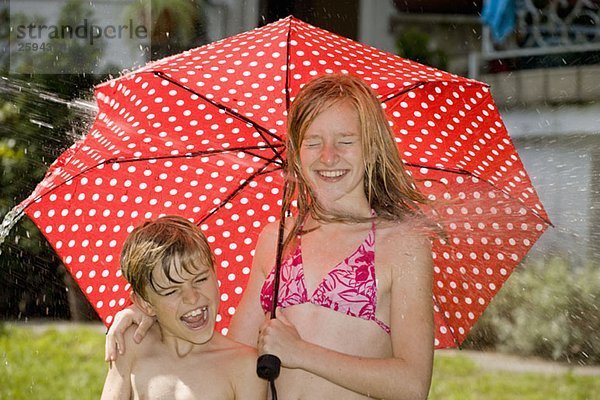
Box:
[0,323,106,400]
[0,323,597,399]
[429,353,598,400]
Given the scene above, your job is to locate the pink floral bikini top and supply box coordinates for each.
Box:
[259,221,391,334]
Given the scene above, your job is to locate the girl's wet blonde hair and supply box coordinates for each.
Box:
[283,74,429,244]
[120,215,215,302]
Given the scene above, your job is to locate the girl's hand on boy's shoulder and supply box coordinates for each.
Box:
[105,304,156,362]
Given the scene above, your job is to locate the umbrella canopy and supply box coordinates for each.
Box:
[17,16,550,349]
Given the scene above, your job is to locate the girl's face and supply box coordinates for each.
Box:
[142,259,219,347]
[299,100,369,214]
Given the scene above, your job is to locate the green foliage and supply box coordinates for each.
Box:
[0,0,102,320]
[0,5,9,70]
[0,0,207,321]
[396,28,448,70]
[466,257,600,365]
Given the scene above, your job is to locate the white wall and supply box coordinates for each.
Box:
[505,106,600,263]
[203,0,260,42]
[357,0,397,53]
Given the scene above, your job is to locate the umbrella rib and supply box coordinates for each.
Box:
[380,83,428,103]
[21,144,285,209]
[432,295,462,349]
[198,154,282,225]
[152,71,286,161]
[406,162,553,226]
[380,81,489,104]
[404,162,470,175]
[241,149,285,164]
[103,144,285,165]
[284,17,293,112]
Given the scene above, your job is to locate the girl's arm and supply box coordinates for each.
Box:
[228,221,279,346]
[101,335,135,400]
[258,227,434,400]
[232,347,268,400]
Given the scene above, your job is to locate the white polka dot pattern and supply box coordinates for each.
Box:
[19,17,549,349]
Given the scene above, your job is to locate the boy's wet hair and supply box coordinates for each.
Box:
[120,215,215,301]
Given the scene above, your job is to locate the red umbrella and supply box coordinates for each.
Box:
[16,16,550,349]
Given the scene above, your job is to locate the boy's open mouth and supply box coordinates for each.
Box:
[180,306,209,329]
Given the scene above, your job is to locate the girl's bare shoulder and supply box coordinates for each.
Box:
[211,335,258,369]
[377,214,435,245]
[212,333,257,352]
[255,216,300,270]
[376,216,434,284]
[259,216,298,238]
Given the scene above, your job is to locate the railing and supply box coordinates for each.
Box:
[471,0,600,77]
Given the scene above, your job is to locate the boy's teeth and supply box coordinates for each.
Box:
[182,306,207,318]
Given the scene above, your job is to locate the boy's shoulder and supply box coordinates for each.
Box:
[122,323,163,360]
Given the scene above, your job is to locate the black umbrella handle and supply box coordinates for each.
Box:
[256,353,281,380]
[256,214,285,380]
[256,185,289,397]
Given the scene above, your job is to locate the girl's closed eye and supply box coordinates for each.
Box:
[303,140,321,148]
[339,134,358,145]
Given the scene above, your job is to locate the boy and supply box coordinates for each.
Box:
[101,215,266,400]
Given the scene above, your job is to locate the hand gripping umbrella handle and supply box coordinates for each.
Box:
[256,212,285,380]
[257,291,282,381]
[256,292,282,380]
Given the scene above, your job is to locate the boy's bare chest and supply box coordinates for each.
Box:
[131,355,235,400]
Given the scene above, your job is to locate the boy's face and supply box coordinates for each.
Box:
[141,259,220,345]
